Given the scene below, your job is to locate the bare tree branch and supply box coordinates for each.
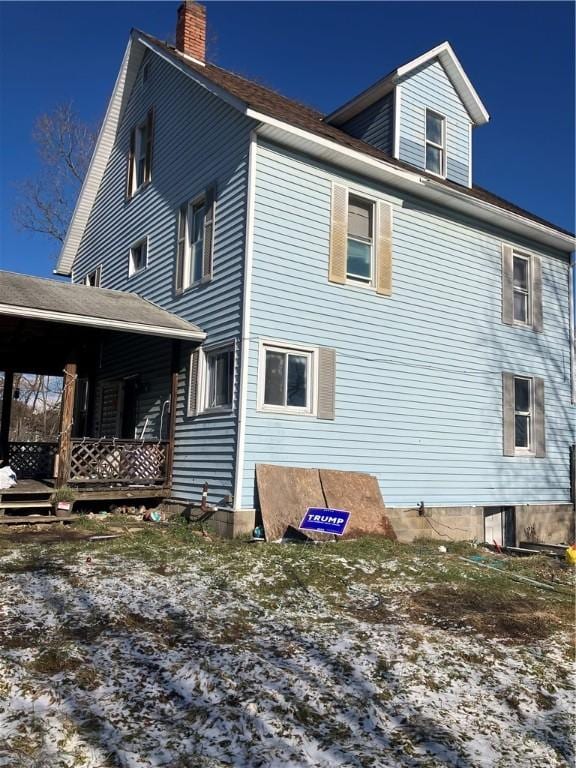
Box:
[13,103,97,252]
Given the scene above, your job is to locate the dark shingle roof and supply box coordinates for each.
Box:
[140,32,574,240]
[0,271,204,339]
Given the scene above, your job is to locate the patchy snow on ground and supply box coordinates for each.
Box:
[0,534,574,768]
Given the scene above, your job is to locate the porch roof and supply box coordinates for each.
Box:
[0,271,205,341]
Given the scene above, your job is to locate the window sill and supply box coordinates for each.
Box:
[125,181,151,203]
[176,277,212,296]
[128,267,148,280]
[257,405,316,418]
[345,278,375,291]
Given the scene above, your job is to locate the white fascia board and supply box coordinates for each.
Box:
[56,35,139,276]
[56,33,249,277]
[0,304,206,341]
[327,41,489,127]
[249,111,574,253]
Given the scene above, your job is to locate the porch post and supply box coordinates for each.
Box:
[0,370,14,466]
[56,362,77,488]
[165,341,180,488]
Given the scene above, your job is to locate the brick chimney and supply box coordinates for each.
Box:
[176,1,206,64]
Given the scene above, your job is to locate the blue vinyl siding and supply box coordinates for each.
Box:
[73,51,255,505]
[398,60,471,186]
[240,140,573,509]
[341,92,394,155]
[92,334,171,440]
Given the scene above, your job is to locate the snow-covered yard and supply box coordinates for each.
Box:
[0,520,574,767]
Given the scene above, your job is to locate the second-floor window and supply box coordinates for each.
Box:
[512,253,531,324]
[502,245,543,332]
[425,110,446,176]
[127,109,154,197]
[175,185,216,293]
[347,196,374,284]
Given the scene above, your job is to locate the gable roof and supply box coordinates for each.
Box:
[0,271,205,341]
[326,41,490,127]
[56,31,573,275]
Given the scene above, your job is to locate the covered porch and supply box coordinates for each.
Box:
[0,272,204,509]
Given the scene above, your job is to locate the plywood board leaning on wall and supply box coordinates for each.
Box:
[256,463,396,542]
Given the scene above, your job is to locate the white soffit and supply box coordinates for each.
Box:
[327,41,490,127]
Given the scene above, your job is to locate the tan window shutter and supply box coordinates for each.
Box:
[502,372,515,456]
[329,184,348,285]
[127,128,135,198]
[375,201,393,296]
[144,108,154,184]
[188,349,200,417]
[94,265,102,287]
[175,205,186,294]
[202,185,216,282]
[533,376,546,458]
[317,347,336,420]
[532,255,543,332]
[502,244,514,325]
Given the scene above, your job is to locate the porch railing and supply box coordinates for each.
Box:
[69,439,168,486]
[8,442,58,479]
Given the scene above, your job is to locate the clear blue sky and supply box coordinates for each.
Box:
[1,1,574,278]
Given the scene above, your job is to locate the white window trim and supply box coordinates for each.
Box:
[181,193,206,292]
[84,265,102,287]
[513,375,534,455]
[346,191,376,288]
[128,236,149,278]
[257,338,318,417]
[511,250,533,327]
[425,108,447,179]
[189,340,236,417]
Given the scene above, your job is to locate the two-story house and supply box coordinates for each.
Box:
[54,2,575,542]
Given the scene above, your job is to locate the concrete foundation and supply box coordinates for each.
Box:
[164,500,255,538]
[386,503,575,545]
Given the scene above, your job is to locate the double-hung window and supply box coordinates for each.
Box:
[502,372,545,457]
[127,109,154,197]
[347,195,374,284]
[425,110,446,177]
[502,245,542,331]
[512,253,531,325]
[513,377,532,451]
[187,342,235,416]
[205,346,234,410]
[175,186,216,293]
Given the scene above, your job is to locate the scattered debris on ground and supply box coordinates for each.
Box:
[0,520,574,767]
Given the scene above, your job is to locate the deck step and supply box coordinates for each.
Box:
[0,500,53,510]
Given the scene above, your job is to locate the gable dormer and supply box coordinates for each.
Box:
[326,42,489,188]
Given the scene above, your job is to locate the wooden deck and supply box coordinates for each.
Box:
[0,479,53,496]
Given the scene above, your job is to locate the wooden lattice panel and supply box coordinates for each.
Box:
[8,442,57,479]
[69,440,167,484]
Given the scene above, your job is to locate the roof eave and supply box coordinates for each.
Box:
[327,41,489,127]
[0,303,206,341]
[250,112,574,253]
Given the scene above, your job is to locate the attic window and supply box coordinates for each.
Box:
[425,110,446,177]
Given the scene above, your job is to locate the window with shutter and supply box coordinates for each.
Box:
[257,340,336,419]
[329,185,392,296]
[502,372,546,457]
[502,245,543,331]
